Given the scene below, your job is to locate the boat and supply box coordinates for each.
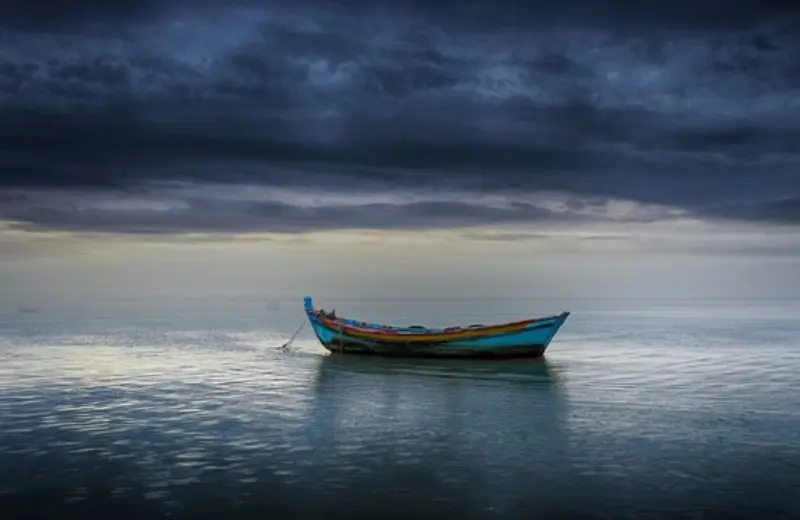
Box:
[302,296,570,359]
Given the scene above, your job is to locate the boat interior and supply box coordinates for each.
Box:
[303,297,563,336]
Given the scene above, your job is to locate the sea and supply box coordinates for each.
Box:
[0,296,798,520]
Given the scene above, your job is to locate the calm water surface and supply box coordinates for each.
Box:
[1,298,798,519]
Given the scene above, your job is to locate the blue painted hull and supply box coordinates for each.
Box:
[302,297,569,359]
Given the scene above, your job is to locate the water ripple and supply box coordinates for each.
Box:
[0,299,798,518]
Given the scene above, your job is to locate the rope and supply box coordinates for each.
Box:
[279,320,305,351]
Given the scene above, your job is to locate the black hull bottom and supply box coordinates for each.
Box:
[321,343,548,359]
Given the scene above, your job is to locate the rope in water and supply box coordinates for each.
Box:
[279,320,305,350]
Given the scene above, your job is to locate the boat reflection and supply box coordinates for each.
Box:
[311,353,564,387]
[302,353,572,510]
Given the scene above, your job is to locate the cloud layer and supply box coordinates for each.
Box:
[1,0,800,233]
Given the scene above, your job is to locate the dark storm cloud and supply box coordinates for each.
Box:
[1,0,800,233]
[0,0,161,29]
[705,197,800,224]
[0,191,567,234]
[6,0,795,30]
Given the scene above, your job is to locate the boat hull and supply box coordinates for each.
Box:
[320,342,548,359]
[303,297,569,359]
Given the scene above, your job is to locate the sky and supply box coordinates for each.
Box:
[1,0,800,303]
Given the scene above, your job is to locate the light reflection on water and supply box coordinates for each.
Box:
[0,298,799,519]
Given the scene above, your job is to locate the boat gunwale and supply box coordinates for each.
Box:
[309,308,569,343]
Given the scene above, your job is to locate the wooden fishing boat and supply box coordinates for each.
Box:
[303,296,570,359]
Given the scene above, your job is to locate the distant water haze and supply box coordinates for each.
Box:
[3,228,800,314]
